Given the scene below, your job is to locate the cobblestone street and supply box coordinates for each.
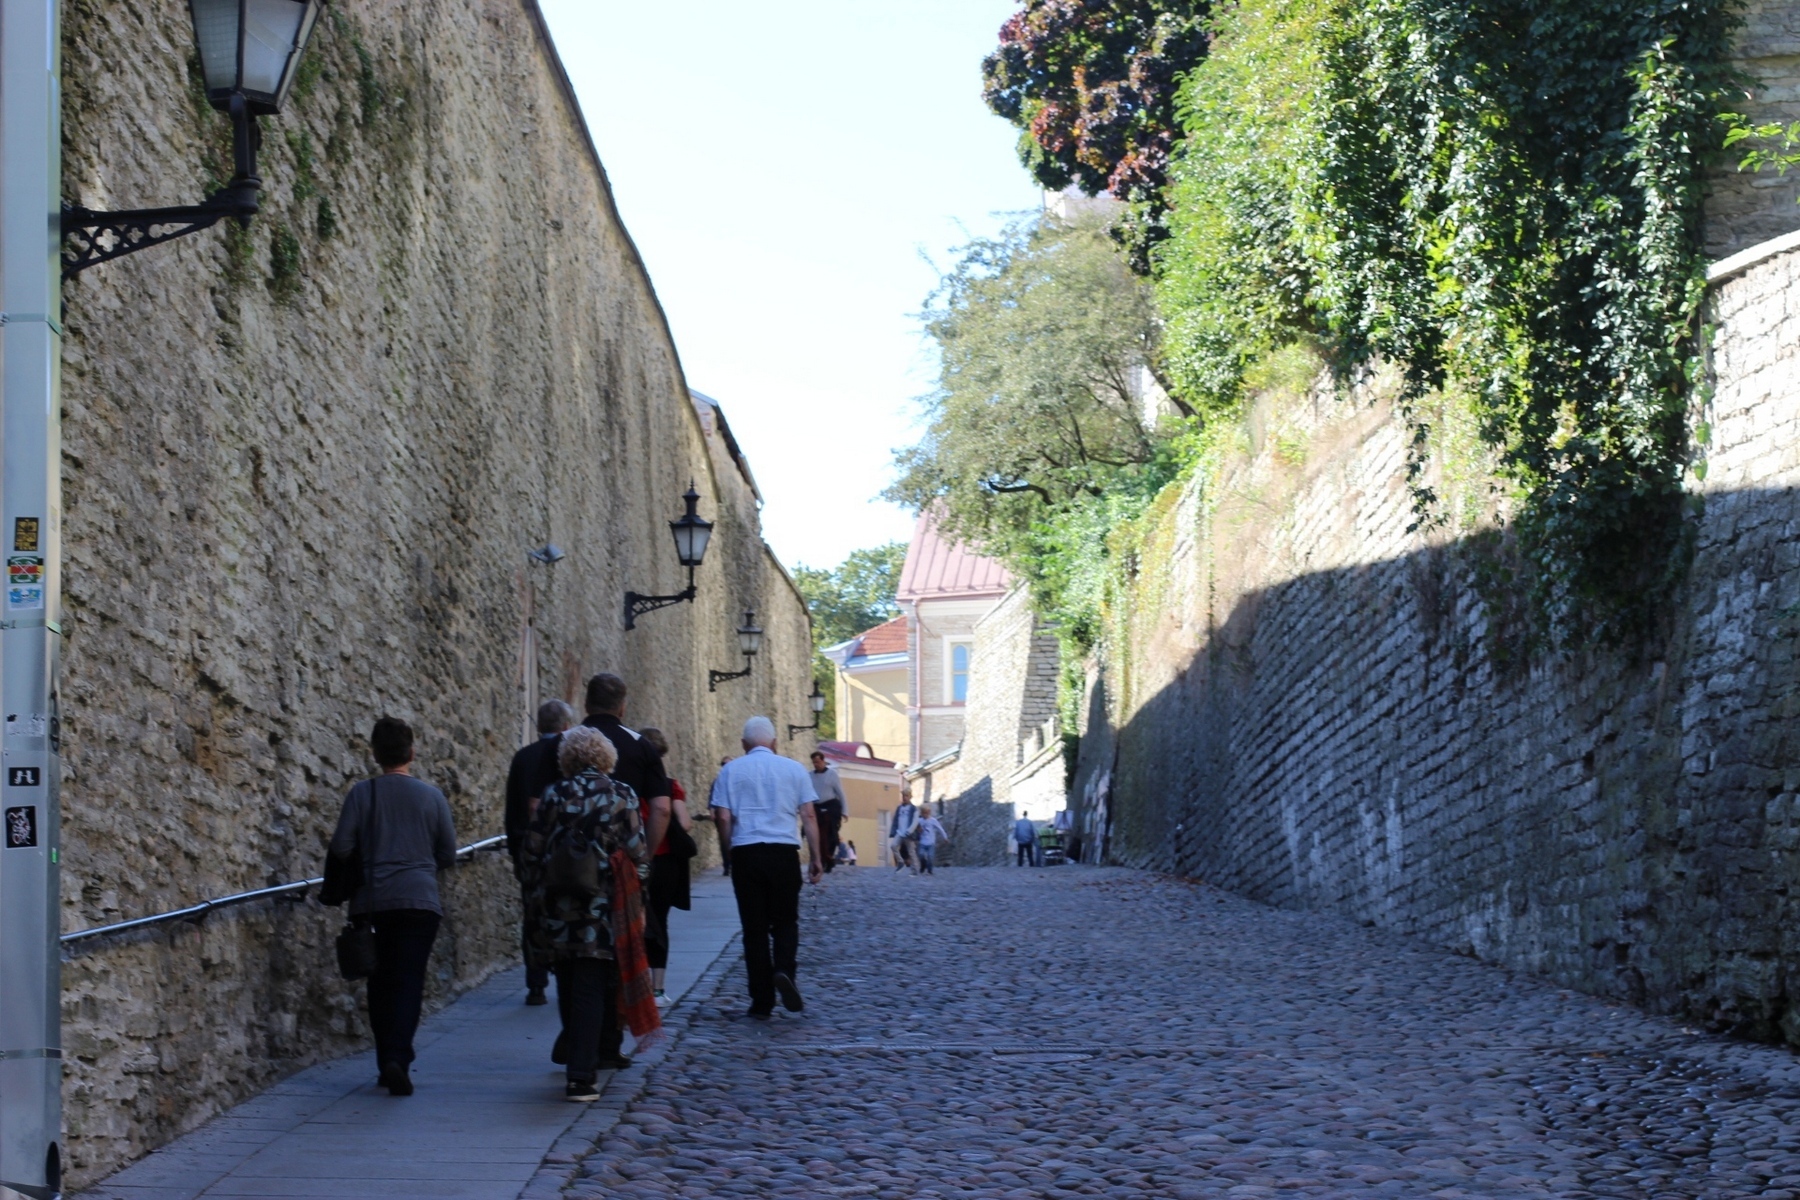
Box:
[570,867,1800,1200]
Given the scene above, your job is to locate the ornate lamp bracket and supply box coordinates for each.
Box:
[623,572,697,630]
[708,659,752,693]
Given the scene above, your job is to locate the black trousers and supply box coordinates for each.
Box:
[518,880,548,991]
[729,843,802,1010]
[554,957,621,1084]
[365,908,441,1068]
[1017,841,1036,866]
[817,810,843,873]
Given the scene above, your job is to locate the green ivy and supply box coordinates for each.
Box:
[1156,0,1742,643]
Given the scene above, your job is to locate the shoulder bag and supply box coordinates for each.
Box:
[543,802,608,900]
[331,778,381,980]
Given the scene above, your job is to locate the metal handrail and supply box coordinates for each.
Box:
[60,834,510,949]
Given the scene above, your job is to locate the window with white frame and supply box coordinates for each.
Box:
[948,639,972,704]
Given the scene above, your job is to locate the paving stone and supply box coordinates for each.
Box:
[568,866,1800,1199]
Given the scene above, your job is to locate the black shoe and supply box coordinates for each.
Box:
[597,1052,632,1071]
[551,1032,569,1066]
[525,987,548,1006]
[378,1060,413,1097]
[565,1079,600,1102]
[745,1005,773,1020]
[772,971,804,1012]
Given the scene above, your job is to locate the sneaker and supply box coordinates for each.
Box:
[654,989,670,1008]
[597,1052,633,1071]
[772,971,805,1013]
[525,987,548,1007]
[565,1080,600,1102]
[745,1005,773,1020]
[378,1060,413,1097]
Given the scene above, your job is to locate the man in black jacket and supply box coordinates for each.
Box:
[505,699,575,1005]
[581,673,672,859]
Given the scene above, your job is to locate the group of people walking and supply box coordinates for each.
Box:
[325,673,831,1101]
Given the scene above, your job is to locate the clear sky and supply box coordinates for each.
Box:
[535,1,1042,573]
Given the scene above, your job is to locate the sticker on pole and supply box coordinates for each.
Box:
[12,518,39,553]
[7,555,44,610]
[5,806,37,848]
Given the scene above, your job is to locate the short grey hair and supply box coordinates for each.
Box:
[537,699,576,735]
[742,715,777,746]
[559,725,617,776]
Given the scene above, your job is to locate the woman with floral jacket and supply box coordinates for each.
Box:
[522,725,650,1101]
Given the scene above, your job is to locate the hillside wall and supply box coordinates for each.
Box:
[1077,239,1800,1044]
[57,0,809,1186]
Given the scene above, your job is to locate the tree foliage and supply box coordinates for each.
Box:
[888,216,1181,647]
[982,0,1211,267]
[792,543,909,651]
[791,542,908,743]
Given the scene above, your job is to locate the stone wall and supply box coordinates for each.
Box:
[938,588,1060,865]
[56,0,809,1186]
[1076,238,1800,1044]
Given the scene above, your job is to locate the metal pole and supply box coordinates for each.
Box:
[0,0,65,1193]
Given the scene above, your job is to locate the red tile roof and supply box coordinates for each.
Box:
[851,616,908,658]
[895,509,1011,602]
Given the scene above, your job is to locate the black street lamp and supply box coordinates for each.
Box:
[787,682,827,741]
[708,610,763,692]
[62,0,326,279]
[625,484,715,629]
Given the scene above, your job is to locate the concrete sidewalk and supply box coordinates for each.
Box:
[79,873,742,1200]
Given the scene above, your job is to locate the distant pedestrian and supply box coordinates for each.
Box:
[328,717,457,1097]
[808,751,847,872]
[638,727,697,1007]
[916,805,948,875]
[520,725,652,1102]
[709,717,823,1018]
[836,839,858,867]
[581,673,671,875]
[505,699,575,1007]
[1014,814,1039,867]
[890,792,920,873]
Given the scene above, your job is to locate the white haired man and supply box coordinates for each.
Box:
[710,716,823,1018]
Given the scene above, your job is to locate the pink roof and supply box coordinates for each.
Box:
[896,509,1011,602]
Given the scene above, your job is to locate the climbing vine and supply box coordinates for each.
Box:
[1154,0,1744,643]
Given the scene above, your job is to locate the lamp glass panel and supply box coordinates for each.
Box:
[810,690,826,714]
[738,622,764,657]
[241,0,307,99]
[672,519,712,568]
[190,0,240,94]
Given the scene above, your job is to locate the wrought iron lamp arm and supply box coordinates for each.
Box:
[708,657,753,692]
[786,719,820,741]
[62,96,263,280]
[624,566,698,630]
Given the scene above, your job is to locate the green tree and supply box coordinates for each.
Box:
[887,215,1183,648]
[791,542,909,741]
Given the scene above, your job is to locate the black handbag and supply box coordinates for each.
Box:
[666,820,699,861]
[323,778,382,980]
[336,919,379,980]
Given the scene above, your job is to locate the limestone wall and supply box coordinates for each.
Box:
[56,0,809,1186]
[1077,238,1800,1044]
[938,588,1060,865]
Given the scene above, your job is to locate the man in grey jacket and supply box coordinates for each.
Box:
[808,751,847,872]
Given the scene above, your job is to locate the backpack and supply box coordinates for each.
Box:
[542,811,609,900]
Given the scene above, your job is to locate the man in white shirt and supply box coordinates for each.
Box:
[710,717,823,1018]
